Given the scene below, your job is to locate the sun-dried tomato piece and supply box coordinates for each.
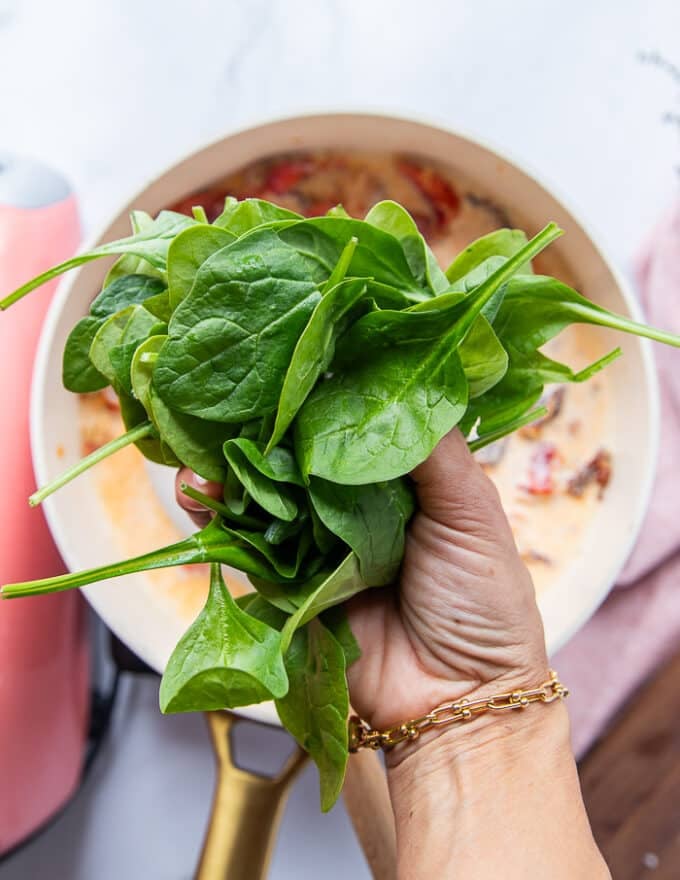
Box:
[519,388,566,440]
[567,449,612,499]
[522,442,559,496]
[265,159,312,194]
[398,158,461,228]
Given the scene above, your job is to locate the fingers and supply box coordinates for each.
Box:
[175,467,223,528]
[410,430,511,541]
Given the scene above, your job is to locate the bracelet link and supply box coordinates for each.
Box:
[349,669,569,753]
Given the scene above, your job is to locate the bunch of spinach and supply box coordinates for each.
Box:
[2,198,679,811]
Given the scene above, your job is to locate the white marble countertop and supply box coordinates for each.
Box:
[1,1,679,877]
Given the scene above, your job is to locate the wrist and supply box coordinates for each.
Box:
[385,701,610,880]
[386,689,572,784]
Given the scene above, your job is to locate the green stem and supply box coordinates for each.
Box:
[323,236,358,293]
[572,304,680,349]
[468,406,548,453]
[29,421,154,507]
[0,254,97,310]
[192,206,209,224]
[179,483,265,529]
[2,535,204,598]
[573,347,621,381]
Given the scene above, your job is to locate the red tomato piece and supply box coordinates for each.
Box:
[523,442,558,496]
[265,160,312,194]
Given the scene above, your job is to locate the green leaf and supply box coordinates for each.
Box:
[90,274,167,319]
[320,606,361,667]
[220,523,312,579]
[278,216,429,305]
[278,554,371,649]
[295,224,562,484]
[159,564,288,713]
[143,290,173,322]
[149,385,232,483]
[236,592,288,629]
[154,229,323,423]
[89,308,136,387]
[309,477,414,585]
[458,314,508,398]
[1,211,196,309]
[223,438,302,522]
[130,335,235,481]
[62,317,109,393]
[276,619,349,812]
[266,277,369,451]
[130,334,163,410]
[167,224,236,309]
[108,306,163,396]
[213,198,302,236]
[119,391,180,466]
[496,274,680,351]
[365,200,448,293]
[445,228,531,284]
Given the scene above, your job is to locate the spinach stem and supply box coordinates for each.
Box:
[468,406,548,453]
[572,304,680,348]
[0,254,95,310]
[179,483,265,529]
[192,206,209,224]
[1,535,203,597]
[29,421,154,507]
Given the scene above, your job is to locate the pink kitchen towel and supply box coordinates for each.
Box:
[555,200,680,757]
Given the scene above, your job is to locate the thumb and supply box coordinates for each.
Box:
[410,429,511,541]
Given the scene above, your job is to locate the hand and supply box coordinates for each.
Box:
[345,428,550,747]
[176,429,549,744]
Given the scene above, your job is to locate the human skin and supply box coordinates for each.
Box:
[176,429,610,879]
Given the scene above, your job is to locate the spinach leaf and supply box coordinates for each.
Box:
[445,228,531,284]
[275,618,349,812]
[62,317,109,392]
[130,336,235,482]
[266,278,369,452]
[89,308,137,387]
[458,314,508,398]
[108,307,164,396]
[149,386,231,483]
[213,198,302,236]
[497,274,680,350]
[278,216,430,305]
[62,276,167,393]
[320,606,361,667]
[220,522,311,580]
[236,592,288,629]
[90,274,167,319]
[154,229,323,422]
[295,224,561,484]
[119,391,180,467]
[167,224,236,309]
[468,343,621,433]
[365,200,448,293]
[1,211,196,309]
[223,438,302,522]
[309,477,414,586]
[159,564,288,713]
[277,554,370,649]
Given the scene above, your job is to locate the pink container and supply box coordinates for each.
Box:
[0,156,89,854]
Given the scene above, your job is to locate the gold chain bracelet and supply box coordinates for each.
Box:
[348,669,569,752]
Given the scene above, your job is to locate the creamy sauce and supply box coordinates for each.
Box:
[77,149,613,621]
